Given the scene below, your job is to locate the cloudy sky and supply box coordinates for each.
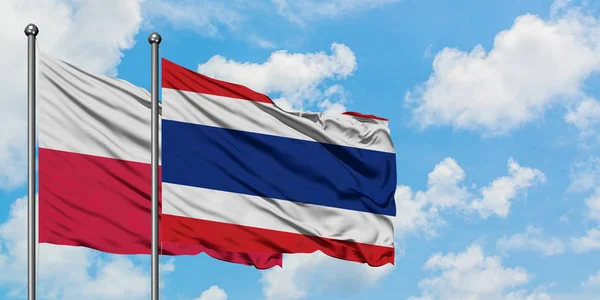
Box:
[1,0,600,299]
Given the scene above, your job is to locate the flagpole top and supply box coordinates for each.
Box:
[148,32,162,44]
[24,24,39,37]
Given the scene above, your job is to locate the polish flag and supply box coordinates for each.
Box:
[37,51,282,269]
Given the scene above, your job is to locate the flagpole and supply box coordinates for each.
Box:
[149,32,162,300]
[25,23,39,300]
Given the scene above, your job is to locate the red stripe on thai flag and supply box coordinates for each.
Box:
[162,214,395,267]
[342,111,388,121]
[162,58,274,104]
[38,147,282,269]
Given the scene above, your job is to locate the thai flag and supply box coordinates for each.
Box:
[160,59,397,266]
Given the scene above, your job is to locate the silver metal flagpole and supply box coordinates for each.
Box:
[148,32,162,300]
[25,23,39,300]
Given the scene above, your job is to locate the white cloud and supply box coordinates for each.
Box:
[406,5,600,135]
[393,185,446,238]
[0,0,144,189]
[194,285,228,300]
[584,188,600,222]
[538,270,600,299]
[496,226,566,257]
[143,0,244,37]
[75,257,149,299]
[197,43,357,114]
[571,228,600,253]
[569,156,600,192]
[581,270,600,289]
[550,0,574,18]
[469,158,546,218]
[409,244,549,300]
[160,257,176,273]
[424,44,434,58]
[143,0,397,46]
[569,186,600,253]
[0,195,170,299]
[272,0,401,25]
[259,252,395,300]
[504,289,553,300]
[393,158,468,237]
[316,84,350,116]
[394,157,545,237]
[248,35,277,49]
[565,98,600,137]
[422,157,471,209]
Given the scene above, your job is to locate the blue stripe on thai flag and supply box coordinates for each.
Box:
[160,58,397,266]
[162,119,396,216]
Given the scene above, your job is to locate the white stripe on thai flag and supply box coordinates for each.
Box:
[160,58,397,266]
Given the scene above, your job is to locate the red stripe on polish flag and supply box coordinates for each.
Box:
[39,147,282,269]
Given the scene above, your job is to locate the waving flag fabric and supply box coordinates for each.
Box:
[38,52,282,269]
[160,58,397,266]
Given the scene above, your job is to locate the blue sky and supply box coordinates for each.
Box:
[1,0,600,299]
